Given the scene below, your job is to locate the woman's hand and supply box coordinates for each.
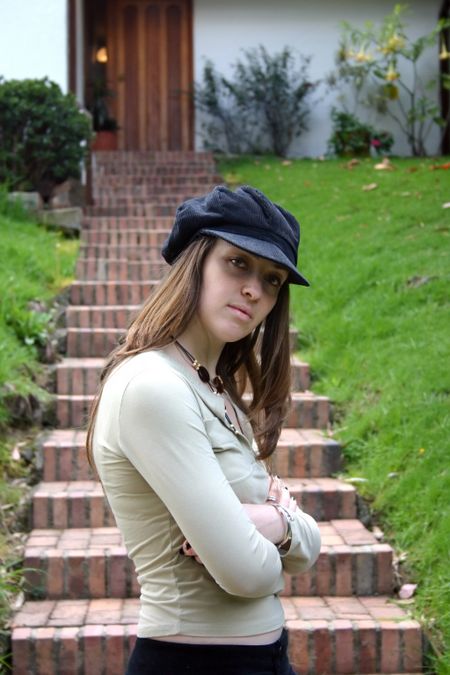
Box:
[267,475,297,513]
[179,539,204,565]
[180,476,297,565]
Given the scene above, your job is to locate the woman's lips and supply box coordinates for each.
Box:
[228,304,253,320]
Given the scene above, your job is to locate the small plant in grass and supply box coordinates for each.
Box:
[0,77,92,204]
[195,46,317,156]
[328,4,450,156]
[328,108,394,156]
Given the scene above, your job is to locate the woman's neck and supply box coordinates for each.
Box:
[175,321,223,376]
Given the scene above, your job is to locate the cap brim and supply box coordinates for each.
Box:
[199,229,310,287]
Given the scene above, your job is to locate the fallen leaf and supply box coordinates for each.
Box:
[374,158,394,171]
[407,275,434,288]
[430,162,450,170]
[362,183,378,191]
[406,166,418,173]
[398,583,417,599]
[281,160,292,166]
[372,526,384,541]
[345,159,360,169]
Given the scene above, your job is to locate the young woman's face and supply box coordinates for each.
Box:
[196,239,289,347]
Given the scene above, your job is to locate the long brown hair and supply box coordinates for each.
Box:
[86,236,292,466]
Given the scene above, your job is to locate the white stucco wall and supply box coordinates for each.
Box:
[0,0,68,91]
[193,0,444,156]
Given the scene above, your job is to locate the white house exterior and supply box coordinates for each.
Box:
[0,0,447,156]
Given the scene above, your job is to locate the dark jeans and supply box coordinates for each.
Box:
[125,629,297,675]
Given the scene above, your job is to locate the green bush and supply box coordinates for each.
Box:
[0,77,92,203]
[195,46,316,156]
[328,108,394,156]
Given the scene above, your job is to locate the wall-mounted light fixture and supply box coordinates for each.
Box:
[96,46,108,63]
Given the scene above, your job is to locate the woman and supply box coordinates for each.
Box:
[86,185,321,675]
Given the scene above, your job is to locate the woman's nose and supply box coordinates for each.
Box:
[242,275,262,300]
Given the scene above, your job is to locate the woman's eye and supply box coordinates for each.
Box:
[266,274,282,288]
[230,257,247,269]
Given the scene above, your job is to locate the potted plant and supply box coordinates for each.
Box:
[89,78,119,151]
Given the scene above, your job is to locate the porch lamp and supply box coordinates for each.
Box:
[96,46,108,63]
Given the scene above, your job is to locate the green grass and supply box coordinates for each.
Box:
[0,190,79,667]
[0,192,78,425]
[218,155,450,673]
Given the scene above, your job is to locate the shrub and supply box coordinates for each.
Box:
[196,46,317,156]
[328,108,394,157]
[0,77,92,203]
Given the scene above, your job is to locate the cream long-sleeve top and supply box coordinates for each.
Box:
[93,349,321,638]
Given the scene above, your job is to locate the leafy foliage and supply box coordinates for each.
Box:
[328,4,450,156]
[0,77,92,202]
[195,46,317,156]
[328,108,394,156]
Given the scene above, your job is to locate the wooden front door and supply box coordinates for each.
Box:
[107,0,193,151]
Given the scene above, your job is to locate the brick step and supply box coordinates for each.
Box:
[11,595,424,674]
[93,148,214,162]
[64,325,301,357]
[81,217,172,230]
[75,258,168,281]
[91,191,207,208]
[23,521,393,600]
[55,354,308,390]
[80,229,170,245]
[92,174,220,187]
[39,428,342,482]
[78,245,164,261]
[84,204,177,217]
[54,391,330,429]
[32,478,356,530]
[91,184,215,198]
[69,280,158,305]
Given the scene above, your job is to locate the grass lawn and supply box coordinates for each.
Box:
[218,155,450,673]
[0,192,79,664]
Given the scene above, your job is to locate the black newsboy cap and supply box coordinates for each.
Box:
[161,185,309,286]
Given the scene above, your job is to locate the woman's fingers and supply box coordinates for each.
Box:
[180,540,204,565]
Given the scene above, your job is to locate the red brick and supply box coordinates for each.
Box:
[34,626,56,674]
[81,625,104,675]
[58,626,80,673]
[401,620,423,672]
[287,620,311,674]
[105,625,126,675]
[313,621,332,674]
[12,627,33,673]
[334,619,355,673]
[381,622,401,672]
[357,619,378,674]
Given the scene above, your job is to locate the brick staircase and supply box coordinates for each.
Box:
[11,151,423,674]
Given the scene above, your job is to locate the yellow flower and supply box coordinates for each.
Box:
[439,39,450,61]
[385,65,399,82]
[387,34,405,51]
[355,50,373,63]
[418,448,425,455]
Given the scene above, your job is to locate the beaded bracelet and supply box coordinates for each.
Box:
[268,502,294,555]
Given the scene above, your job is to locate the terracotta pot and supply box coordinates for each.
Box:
[92,130,118,151]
